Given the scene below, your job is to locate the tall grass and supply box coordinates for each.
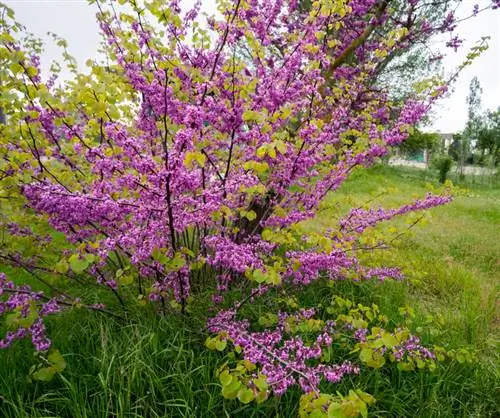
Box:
[1,165,499,417]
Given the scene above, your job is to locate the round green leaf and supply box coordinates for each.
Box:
[237,387,255,404]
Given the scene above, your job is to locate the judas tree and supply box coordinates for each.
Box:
[0,0,497,415]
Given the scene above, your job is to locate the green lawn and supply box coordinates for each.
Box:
[0,165,499,417]
[312,165,499,349]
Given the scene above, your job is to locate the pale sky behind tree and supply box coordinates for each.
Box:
[4,0,500,134]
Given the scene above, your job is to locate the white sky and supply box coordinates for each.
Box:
[4,0,500,134]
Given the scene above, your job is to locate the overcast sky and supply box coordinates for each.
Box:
[4,0,500,133]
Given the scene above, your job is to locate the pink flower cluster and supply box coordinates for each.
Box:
[2,1,466,307]
[340,194,452,234]
[0,273,60,351]
[208,309,360,395]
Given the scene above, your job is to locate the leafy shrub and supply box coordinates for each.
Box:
[432,154,453,184]
[0,0,497,414]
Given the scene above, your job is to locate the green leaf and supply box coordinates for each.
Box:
[205,337,217,350]
[54,259,69,274]
[152,248,162,261]
[327,403,344,418]
[416,358,426,369]
[321,347,331,362]
[360,347,385,368]
[243,160,269,173]
[256,145,267,158]
[181,247,195,257]
[261,229,274,241]
[255,390,268,404]
[267,270,281,285]
[397,361,415,371]
[253,161,269,173]
[184,151,206,169]
[244,210,257,221]
[5,312,20,329]
[9,62,23,75]
[253,375,268,392]
[275,140,287,154]
[258,313,278,327]
[69,254,89,274]
[237,387,255,404]
[108,104,121,120]
[241,359,256,371]
[32,366,57,382]
[219,370,233,387]
[243,110,265,124]
[166,253,186,271]
[355,390,375,405]
[48,349,66,372]
[359,401,368,418]
[18,308,38,328]
[215,338,227,351]
[380,333,398,348]
[252,269,267,283]
[119,274,134,286]
[310,409,327,418]
[351,318,368,329]
[369,352,385,368]
[221,378,241,399]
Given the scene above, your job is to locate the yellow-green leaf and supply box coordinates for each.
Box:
[238,387,255,404]
[256,145,267,158]
[215,338,227,351]
[48,349,66,372]
[32,366,57,382]
[68,254,89,274]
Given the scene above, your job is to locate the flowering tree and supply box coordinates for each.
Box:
[0,0,497,415]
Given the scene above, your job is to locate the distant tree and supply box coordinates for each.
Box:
[398,129,439,160]
[454,77,483,176]
[448,132,472,165]
[465,77,483,137]
[476,108,500,165]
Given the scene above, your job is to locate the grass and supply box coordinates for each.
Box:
[317,166,499,340]
[0,165,499,417]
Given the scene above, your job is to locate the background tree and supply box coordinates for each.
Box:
[476,107,500,165]
[455,76,483,175]
[397,128,439,163]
